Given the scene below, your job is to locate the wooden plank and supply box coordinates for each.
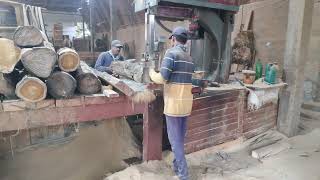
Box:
[0,96,145,132]
[143,95,163,161]
[103,89,119,98]
[55,96,83,108]
[2,99,55,112]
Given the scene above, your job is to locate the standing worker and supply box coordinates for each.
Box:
[149,27,194,180]
[95,40,124,74]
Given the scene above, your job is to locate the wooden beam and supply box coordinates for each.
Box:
[143,95,164,161]
[277,0,314,137]
[0,96,144,132]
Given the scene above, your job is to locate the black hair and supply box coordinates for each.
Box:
[174,35,187,44]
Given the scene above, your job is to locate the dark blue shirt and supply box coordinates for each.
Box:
[94,51,124,73]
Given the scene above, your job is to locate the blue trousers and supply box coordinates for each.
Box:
[165,115,189,180]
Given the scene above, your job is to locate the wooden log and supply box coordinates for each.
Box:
[15,76,47,102]
[76,61,102,94]
[13,26,45,47]
[92,68,156,103]
[102,86,119,98]
[21,47,57,78]
[110,59,144,82]
[251,141,291,159]
[46,71,77,99]
[0,38,21,73]
[57,47,80,72]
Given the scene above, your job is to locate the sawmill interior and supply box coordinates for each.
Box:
[0,0,319,180]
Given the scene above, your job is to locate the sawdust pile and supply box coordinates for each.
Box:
[105,129,320,180]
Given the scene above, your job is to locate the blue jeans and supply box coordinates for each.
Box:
[165,115,189,180]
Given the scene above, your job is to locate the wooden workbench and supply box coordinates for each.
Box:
[0,94,164,161]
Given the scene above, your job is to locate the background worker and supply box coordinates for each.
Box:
[95,40,124,74]
[149,27,194,180]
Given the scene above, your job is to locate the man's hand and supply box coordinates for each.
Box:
[146,82,160,90]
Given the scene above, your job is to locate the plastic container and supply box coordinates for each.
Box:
[255,59,263,80]
[265,64,277,84]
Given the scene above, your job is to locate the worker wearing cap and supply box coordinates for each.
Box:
[149,27,194,180]
[95,40,124,74]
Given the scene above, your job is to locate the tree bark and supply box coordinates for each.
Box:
[15,76,47,102]
[46,71,77,99]
[57,47,80,72]
[76,61,101,94]
[20,47,57,78]
[0,73,16,99]
[110,59,144,82]
[13,26,45,47]
[0,38,21,73]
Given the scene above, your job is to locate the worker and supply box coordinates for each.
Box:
[149,27,194,180]
[95,40,124,74]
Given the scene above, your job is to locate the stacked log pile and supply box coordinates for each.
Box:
[0,26,101,102]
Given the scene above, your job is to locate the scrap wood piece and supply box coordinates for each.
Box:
[92,68,155,103]
[251,141,291,159]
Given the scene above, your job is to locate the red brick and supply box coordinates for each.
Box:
[188,112,238,127]
[244,121,276,138]
[189,106,238,123]
[243,115,277,132]
[185,122,238,142]
[187,118,238,135]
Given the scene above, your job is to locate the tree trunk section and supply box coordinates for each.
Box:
[13,26,45,47]
[0,38,21,73]
[92,68,156,103]
[15,76,47,102]
[76,61,101,94]
[46,71,77,99]
[21,47,57,78]
[57,47,80,72]
[110,59,144,82]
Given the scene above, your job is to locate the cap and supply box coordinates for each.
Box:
[111,40,123,48]
[169,27,188,40]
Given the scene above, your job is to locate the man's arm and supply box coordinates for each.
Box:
[95,53,113,73]
[149,52,174,84]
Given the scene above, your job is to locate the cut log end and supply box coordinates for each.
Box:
[13,26,45,47]
[46,71,76,99]
[21,47,57,78]
[77,74,102,94]
[58,48,80,72]
[15,76,47,102]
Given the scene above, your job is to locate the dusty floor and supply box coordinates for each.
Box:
[0,118,140,180]
[106,128,320,180]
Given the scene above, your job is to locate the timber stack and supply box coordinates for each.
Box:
[0,26,101,102]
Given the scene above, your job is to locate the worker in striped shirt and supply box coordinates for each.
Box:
[149,27,194,180]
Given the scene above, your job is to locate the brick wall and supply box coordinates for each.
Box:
[185,89,278,154]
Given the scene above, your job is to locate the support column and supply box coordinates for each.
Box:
[277,0,314,137]
[143,95,163,161]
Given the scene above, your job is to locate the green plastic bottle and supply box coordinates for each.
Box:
[255,59,263,80]
[265,64,277,84]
